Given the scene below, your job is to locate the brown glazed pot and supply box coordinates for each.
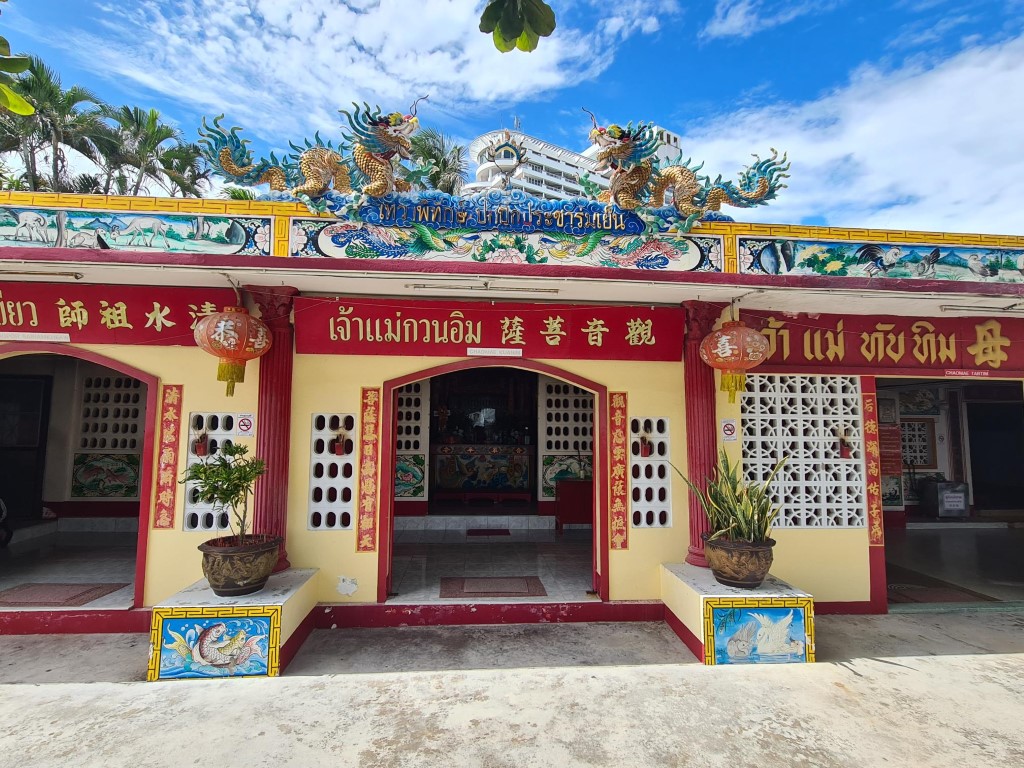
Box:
[198,534,282,597]
[702,534,776,589]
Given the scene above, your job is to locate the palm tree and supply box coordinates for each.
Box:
[160,142,211,197]
[0,57,106,191]
[100,105,185,195]
[221,186,257,200]
[409,128,468,195]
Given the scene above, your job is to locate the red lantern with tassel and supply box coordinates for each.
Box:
[193,306,272,396]
[699,319,769,403]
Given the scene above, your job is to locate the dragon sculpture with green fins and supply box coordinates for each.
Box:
[199,98,427,199]
[582,109,790,225]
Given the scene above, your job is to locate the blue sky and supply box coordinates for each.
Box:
[5,0,1024,234]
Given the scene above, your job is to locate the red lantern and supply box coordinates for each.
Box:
[699,320,769,403]
[193,306,272,396]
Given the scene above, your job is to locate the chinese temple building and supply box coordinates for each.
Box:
[1,111,1023,675]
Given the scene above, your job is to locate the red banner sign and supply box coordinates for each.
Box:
[878,424,904,477]
[0,282,236,346]
[294,298,684,361]
[745,311,1024,374]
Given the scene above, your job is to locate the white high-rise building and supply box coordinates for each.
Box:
[463,125,686,201]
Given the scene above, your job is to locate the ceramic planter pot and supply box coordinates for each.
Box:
[198,534,282,597]
[703,533,776,589]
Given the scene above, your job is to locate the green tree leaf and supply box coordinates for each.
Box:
[0,84,33,115]
[515,23,540,52]
[498,0,525,42]
[0,55,28,73]
[479,0,503,33]
[522,0,556,36]
[492,28,517,53]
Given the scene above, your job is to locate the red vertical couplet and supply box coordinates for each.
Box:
[153,384,183,529]
[247,286,298,572]
[860,375,888,612]
[358,388,381,553]
[683,301,724,567]
[609,392,629,550]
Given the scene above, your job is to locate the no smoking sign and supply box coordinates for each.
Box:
[237,413,255,436]
[720,418,738,442]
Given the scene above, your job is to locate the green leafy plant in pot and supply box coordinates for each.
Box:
[181,442,281,597]
[680,448,787,589]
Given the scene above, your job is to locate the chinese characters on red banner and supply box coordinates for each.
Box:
[357,388,380,553]
[609,392,629,550]
[861,394,885,546]
[0,283,235,345]
[294,298,684,361]
[750,312,1024,373]
[153,384,183,529]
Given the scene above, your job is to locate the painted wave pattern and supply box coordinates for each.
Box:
[159,617,271,679]
[740,238,1024,283]
[0,207,272,256]
[290,218,722,272]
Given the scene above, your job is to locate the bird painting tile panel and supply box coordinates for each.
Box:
[739,237,1024,283]
[704,599,814,665]
[0,206,273,256]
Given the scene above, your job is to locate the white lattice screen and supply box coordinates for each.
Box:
[183,412,241,532]
[741,375,866,528]
[77,374,145,452]
[308,413,357,530]
[630,417,672,528]
[900,420,935,469]
[394,382,429,501]
[537,375,594,500]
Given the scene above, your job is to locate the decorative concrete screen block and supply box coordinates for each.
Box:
[742,375,866,528]
[630,417,672,528]
[395,381,429,500]
[538,375,594,500]
[900,420,935,468]
[183,412,243,532]
[77,374,145,452]
[308,413,357,530]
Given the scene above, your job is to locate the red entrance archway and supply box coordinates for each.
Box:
[378,359,610,603]
[0,342,160,609]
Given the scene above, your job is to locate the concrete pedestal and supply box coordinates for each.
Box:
[147,568,318,681]
[662,563,814,665]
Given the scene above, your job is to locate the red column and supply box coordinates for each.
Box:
[683,301,722,567]
[246,285,298,572]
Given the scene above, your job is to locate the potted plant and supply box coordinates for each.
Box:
[181,442,281,597]
[680,449,787,589]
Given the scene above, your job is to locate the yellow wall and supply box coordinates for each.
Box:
[0,342,261,606]
[286,354,691,604]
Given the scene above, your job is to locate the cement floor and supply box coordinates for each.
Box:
[1,610,1022,767]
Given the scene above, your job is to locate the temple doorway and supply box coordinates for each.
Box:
[0,354,145,610]
[879,377,1024,606]
[386,364,600,604]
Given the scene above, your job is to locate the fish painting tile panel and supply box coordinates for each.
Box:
[0,207,272,256]
[739,237,1024,283]
[148,606,281,681]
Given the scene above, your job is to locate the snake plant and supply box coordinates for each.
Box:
[678,449,786,543]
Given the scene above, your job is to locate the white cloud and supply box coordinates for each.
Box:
[676,34,1024,234]
[702,0,838,40]
[22,0,657,144]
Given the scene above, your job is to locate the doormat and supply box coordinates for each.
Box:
[439,577,547,598]
[466,528,511,536]
[0,582,129,607]
[885,564,998,604]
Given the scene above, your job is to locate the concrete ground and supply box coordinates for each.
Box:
[1,610,1023,767]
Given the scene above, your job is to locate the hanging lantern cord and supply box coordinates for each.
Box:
[220,272,243,305]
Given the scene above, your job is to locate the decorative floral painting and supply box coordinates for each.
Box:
[394,453,426,497]
[71,453,140,498]
[541,454,593,498]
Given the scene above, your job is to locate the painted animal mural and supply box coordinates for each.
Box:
[200,98,428,199]
[5,209,48,242]
[114,216,172,248]
[582,110,790,227]
[161,618,269,678]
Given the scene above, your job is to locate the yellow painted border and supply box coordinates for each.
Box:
[702,596,815,665]
[147,604,282,681]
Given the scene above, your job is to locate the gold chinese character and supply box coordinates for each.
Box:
[163,387,180,406]
[611,465,626,480]
[144,302,176,332]
[866,442,880,458]
[501,316,526,345]
[582,318,609,346]
[158,488,174,506]
[99,301,133,330]
[365,391,379,405]
[188,301,218,330]
[625,318,656,346]
[611,394,626,408]
[56,298,89,330]
[864,421,878,435]
[967,319,1010,369]
[540,315,566,346]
